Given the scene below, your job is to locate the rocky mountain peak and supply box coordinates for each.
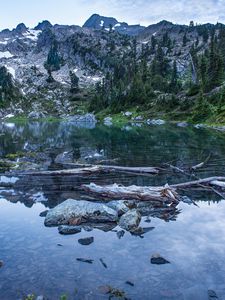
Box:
[83,14,119,29]
[34,20,52,31]
[83,14,144,36]
[15,23,28,33]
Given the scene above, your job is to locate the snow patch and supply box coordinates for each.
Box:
[3,113,14,119]
[0,176,19,184]
[6,66,15,78]
[0,51,13,59]
[23,29,41,41]
[100,20,104,27]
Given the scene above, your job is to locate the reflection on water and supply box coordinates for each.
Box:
[1,121,225,299]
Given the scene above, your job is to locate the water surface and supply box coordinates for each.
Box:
[0,121,225,300]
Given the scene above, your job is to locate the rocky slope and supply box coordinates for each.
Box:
[0,15,223,118]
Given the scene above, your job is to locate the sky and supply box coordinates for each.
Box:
[1,0,225,30]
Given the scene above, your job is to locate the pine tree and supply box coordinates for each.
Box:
[44,41,62,73]
[70,71,79,93]
[170,60,179,92]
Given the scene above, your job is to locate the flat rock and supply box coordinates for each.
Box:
[78,237,94,245]
[58,225,82,235]
[44,199,118,226]
[118,209,141,231]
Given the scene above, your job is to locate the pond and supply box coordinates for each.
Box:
[0,120,225,300]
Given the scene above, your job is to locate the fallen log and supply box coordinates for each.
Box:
[171,176,225,189]
[191,154,211,171]
[82,176,225,204]
[82,183,180,204]
[4,165,159,177]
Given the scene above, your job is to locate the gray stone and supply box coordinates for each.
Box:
[118,209,141,231]
[104,117,112,126]
[58,225,82,235]
[177,121,189,127]
[55,151,73,164]
[147,119,165,125]
[106,200,129,216]
[123,111,133,117]
[44,199,118,226]
[28,111,45,119]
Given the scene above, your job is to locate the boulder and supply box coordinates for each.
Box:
[147,119,165,125]
[68,113,97,124]
[55,151,73,164]
[177,121,188,127]
[106,200,129,216]
[28,111,45,119]
[123,111,133,117]
[44,199,118,226]
[104,117,112,126]
[118,209,141,231]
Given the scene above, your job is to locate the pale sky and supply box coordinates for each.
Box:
[1,0,225,30]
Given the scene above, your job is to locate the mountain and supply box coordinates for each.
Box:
[0,15,224,118]
[83,14,145,36]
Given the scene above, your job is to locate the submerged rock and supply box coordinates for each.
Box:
[44,199,118,226]
[58,225,82,235]
[78,237,94,245]
[208,290,218,299]
[99,258,107,268]
[151,254,170,265]
[76,258,93,264]
[118,209,141,231]
[0,260,3,268]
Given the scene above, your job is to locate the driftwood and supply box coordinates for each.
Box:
[191,154,211,171]
[82,183,180,204]
[82,176,225,204]
[10,165,160,177]
[171,176,225,189]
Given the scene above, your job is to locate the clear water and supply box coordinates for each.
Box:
[1,121,225,300]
